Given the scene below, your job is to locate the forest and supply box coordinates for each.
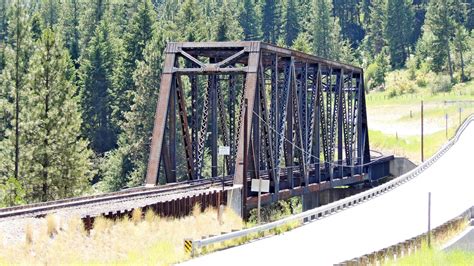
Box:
[0,0,472,206]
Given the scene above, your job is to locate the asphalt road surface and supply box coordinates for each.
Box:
[182,119,474,266]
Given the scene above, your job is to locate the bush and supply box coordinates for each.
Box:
[416,77,428,87]
[430,76,452,94]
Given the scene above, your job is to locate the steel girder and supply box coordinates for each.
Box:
[146,42,371,193]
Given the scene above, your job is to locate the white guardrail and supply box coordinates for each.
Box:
[189,114,474,256]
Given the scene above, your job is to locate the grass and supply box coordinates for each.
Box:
[0,206,243,265]
[386,245,474,266]
[369,126,457,163]
[366,70,474,162]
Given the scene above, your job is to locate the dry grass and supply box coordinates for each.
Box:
[46,214,59,237]
[0,206,243,265]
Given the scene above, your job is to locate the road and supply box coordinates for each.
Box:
[182,118,474,266]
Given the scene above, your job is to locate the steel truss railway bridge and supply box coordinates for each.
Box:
[146,41,393,215]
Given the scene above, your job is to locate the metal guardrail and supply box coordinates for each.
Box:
[188,114,474,256]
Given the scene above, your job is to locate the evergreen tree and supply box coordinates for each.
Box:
[58,0,81,64]
[39,0,59,28]
[292,32,312,53]
[21,29,92,202]
[30,12,42,41]
[425,0,454,78]
[261,0,280,43]
[214,0,243,41]
[453,24,469,81]
[238,0,261,40]
[333,0,364,45]
[79,0,106,53]
[79,20,118,154]
[311,0,339,59]
[111,0,155,130]
[174,0,207,41]
[411,0,428,49]
[385,0,413,68]
[102,29,165,190]
[283,0,299,46]
[364,0,385,58]
[0,1,32,192]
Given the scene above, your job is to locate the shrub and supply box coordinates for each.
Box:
[431,76,452,94]
[416,77,428,87]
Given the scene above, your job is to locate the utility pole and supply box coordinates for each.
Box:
[421,101,424,162]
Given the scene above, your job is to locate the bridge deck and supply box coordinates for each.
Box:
[182,118,474,265]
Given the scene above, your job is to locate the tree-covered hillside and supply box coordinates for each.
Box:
[0,0,472,206]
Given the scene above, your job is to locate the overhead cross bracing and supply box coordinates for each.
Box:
[146,41,387,198]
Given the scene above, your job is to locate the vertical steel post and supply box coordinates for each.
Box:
[242,98,249,220]
[428,191,431,248]
[445,113,448,139]
[211,74,218,178]
[169,80,177,181]
[421,100,424,162]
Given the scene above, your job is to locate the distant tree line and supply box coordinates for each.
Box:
[0,0,472,206]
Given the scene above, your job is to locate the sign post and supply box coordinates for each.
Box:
[218,146,230,224]
[251,179,270,224]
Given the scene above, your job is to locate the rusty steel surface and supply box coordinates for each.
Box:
[146,41,383,211]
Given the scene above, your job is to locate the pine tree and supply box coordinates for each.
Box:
[425,0,455,78]
[238,0,261,40]
[39,0,59,28]
[102,29,165,190]
[333,0,364,45]
[0,2,32,192]
[79,0,106,53]
[364,0,385,58]
[283,0,299,46]
[261,0,280,43]
[21,29,92,202]
[174,0,207,42]
[311,0,339,59]
[291,32,312,53]
[58,0,81,64]
[385,0,413,68]
[453,24,469,81]
[79,20,118,154]
[214,0,243,41]
[111,0,155,129]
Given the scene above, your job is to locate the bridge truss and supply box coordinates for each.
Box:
[146,41,373,196]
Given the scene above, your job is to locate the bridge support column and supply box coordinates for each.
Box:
[227,185,243,218]
[302,191,321,212]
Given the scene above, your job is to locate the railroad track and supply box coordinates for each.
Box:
[0,176,233,220]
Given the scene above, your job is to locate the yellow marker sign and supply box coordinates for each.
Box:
[184,239,193,255]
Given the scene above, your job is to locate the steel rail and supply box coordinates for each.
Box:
[190,114,474,254]
[0,176,233,219]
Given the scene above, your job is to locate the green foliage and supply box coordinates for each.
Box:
[431,75,453,94]
[363,0,385,58]
[366,48,390,90]
[79,20,118,154]
[239,0,261,40]
[311,0,339,59]
[283,0,299,46]
[385,0,413,68]
[424,0,455,74]
[20,29,93,202]
[291,32,312,53]
[261,0,280,43]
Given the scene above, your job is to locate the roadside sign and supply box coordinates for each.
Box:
[218,146,230,156]
[251,179,270,193]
